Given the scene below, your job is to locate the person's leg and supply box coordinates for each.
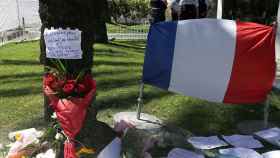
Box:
[171,8,179,21]
[199,3,207,18]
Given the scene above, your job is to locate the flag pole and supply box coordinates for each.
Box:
[263,94,271,128]
[217,0,223,19]
[137,82,144,120]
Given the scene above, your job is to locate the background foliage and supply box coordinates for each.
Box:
[109,0,150,24]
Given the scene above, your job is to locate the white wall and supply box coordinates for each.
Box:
[0,0,41,32]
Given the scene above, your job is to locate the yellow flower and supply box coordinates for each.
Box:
[15,133,22,141]
[76,147,96,156]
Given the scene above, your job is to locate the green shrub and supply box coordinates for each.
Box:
[109,0,150,24]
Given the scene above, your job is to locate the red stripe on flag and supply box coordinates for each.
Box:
[223,22,276,104]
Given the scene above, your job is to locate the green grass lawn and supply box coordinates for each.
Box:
[1,40,280,145]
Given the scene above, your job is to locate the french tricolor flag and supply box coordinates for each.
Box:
[143,19,276,104]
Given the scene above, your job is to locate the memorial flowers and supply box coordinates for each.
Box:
[44,59,96,99]
[43,59,97,158]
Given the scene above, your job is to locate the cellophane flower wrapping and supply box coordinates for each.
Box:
[43,74,96,158]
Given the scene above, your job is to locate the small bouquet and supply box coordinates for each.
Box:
[43,59,96,158]
[44,60,96,99]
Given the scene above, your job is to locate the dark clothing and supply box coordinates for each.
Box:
[170,0,180,21]
[150,8,166,24]
[179,4,197,20]
[150,0,167,10]
[198,0,207,18]
[171,8,179,21]
[150,0,167,24]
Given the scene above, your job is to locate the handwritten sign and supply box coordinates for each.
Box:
[44,28,82,59]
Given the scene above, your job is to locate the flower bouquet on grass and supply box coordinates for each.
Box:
[43,59,96,158]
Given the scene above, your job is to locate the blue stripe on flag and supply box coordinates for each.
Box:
[142,21,178,89]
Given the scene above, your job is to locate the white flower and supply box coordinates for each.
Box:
[0,144,3,150]
[55,133,63,140]
[51,113,57,119]
[36,149,56,158]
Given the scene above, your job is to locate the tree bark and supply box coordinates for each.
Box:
[94,22,109,43]
[39,0,116,156]
[39,0,96,121]
[94,0,109,43]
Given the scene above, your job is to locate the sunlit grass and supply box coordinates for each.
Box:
[0,40,280,145]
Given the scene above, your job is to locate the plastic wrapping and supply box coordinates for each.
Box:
[44,76,96,158]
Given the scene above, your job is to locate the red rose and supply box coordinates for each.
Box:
[92,79,97,90]
[44,74,56,86]
[50,79,65,91]
[66,80,76,85]
[76,84,87,93]
[81,74,96,93]
[82,74,92,86]
[63,80,76,95]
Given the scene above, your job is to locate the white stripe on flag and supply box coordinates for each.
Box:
[169,19,237,102]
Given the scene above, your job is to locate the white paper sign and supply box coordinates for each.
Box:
[168,148,205,158]
[222,135,263,149]
[187,136,228,150]
[255,127,280,147]
[44,28,82,59]
[219,148,262,158]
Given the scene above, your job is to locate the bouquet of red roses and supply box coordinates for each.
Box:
[43,59,96,158]
[44,73,95,98]
[44,59,96,99]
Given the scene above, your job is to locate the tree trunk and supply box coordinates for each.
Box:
[39,0,96,121]
[95,0,109,43]
[39,0,116,156]
[94,22,108,43]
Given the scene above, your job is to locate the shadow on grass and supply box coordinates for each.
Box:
[106,42,146,52]
[95,48,129,57]
[0,87,42,98]
[113,40,146,47]
[0,59,40,66]
[167,100,275,135]
[97,77,140,91]
[94,60,143,67]
[1,78,41,85]
[96,89,170,111]
[0,72,43,80]
[94,69,140,77]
